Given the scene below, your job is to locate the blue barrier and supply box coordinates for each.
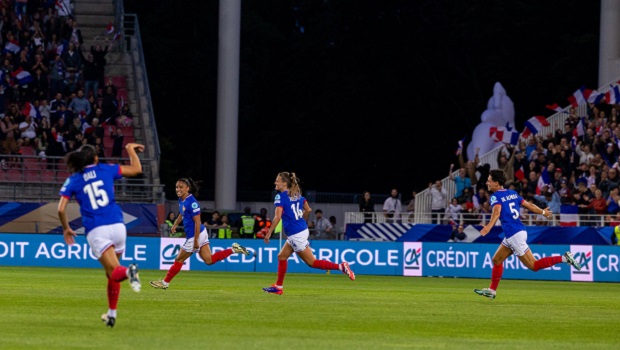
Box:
[1,233,618,282]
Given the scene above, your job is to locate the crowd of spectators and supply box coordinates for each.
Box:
[436,104,620,227]
[0,1,133,172]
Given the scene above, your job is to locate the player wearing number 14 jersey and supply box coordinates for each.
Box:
[58,143,145,327]
[262,172,355,295]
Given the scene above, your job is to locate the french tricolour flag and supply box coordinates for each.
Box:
[586,89,605,104]
[11,68,33,85]
[606,85,620,104]
[572,116,586,138]
[559,204,579,226]
[536,167,550,195]
[546,103,564,113]
[22,102,41,119]
[521,116,550,138]
[490,126,519,145]
[455,136,466,155]
[567,86,587,108]
[106,22,115,34]
[515,165,525,182]
[3,40,20,54]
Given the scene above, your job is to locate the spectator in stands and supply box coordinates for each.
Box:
[329,215,340,240]
[91,43,109,89]
[79,50,98,99]
[358,190,374,223]
[429,180,447,224]
[457,146,478,185]
[575,142,594,165]
[404,190,416,222]
[101,85,119,123]
[534,187,561,224]
[472,187,489,211]
[382,188,402,223]
[63,72,79,96]
[445,197,462,225]
[254,208,272,239]
[117,104,134,127]
[38,99,50,121]
[497,145,516,184]
[68,89,91,116]
[32,68,49,101]
[62,42,81,77]
[606,187,620,216]
[111,126,124,159]
[49,92,65,125]
[475,163,491,192]
[449,223,467,242]
[18,114,37,148]
[48,53,65,98]
[449,164,471,198]
[312,209,333,240]
[1,114,20,163]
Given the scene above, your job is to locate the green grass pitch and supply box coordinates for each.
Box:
[0,267,619,349]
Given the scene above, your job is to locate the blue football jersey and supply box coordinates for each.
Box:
[489,189,526,238]
[274,190,308,236]
[59,164,124,234]
[178,194,204,239]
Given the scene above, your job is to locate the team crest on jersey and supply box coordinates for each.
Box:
[182,205,185,212]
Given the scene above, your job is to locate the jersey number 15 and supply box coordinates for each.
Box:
[84,180,110,210]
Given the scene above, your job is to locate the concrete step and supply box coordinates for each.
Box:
[76,14,115,28]
[74,2,114,16]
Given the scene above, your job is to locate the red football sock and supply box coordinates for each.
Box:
[164,261,183,283]
[533,256,563,271]
[211,248,233,264]
[111,266,128,282]
[312,259,340,270]
[276,259,288,286]
[107,278,120,310]
[489,263,503,291]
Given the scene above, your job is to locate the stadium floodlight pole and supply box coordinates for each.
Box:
[215,0,241,211]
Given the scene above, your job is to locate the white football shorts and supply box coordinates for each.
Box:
[287,228,310,253]
[87,223,127,259]
[501,230,530,257]
[181,228,210,253]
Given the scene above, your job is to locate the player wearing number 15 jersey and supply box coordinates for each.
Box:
[474,169,582,300]
[58,143,144,327]
[262,172,355,295]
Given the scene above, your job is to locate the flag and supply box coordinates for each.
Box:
[490,126,519,145]
[3,40,20,54]
[585,89,605,104]
[55,0,71,17]
[11,68,33,85]
[112,32,121,42]
[455,136,466,155]
[515,165,525,182]
[571,135,578,150]
[605,85,620,104]
[546,103,564,113]
[536,167,550,195]
[106,22,115,34]
[21,102,41,119]
[572,117,585,138]
[521,116,550,138]
[567,86,587,108]
[559,204,579,226]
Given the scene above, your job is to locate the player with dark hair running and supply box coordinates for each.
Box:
[262,172,355,295]
[149,178,250,289]
[58,143,145,327]
[474,169,582,300]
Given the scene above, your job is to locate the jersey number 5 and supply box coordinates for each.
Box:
[509,202,519,219]
[84,180,110,210]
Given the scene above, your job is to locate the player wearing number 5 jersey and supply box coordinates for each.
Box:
[262,172,355,295]
[58,143,144,327]
[474,170,582,300]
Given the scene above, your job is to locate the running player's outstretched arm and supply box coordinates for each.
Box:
[120,143,144,177]
[480,204,501,236]
[522,200,552,218]
[264,206,283,244]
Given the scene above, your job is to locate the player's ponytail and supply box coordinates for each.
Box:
[279,171,302,199]
[179,177,201,196]
[65,144,97,173]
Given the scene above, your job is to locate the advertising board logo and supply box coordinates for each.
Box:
[570,245,592,282]
[160,238,189,270]
[403,242,423,276]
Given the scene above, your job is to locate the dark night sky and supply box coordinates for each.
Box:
[124,0,601,199]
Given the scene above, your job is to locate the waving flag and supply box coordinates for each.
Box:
[572,116,586,138]
[546,103,564,113]
[567,86,587,108]
[490,126,519,145]
[559,204,579,226]
[605,85,620,104]
[455,136,466,155]
[11,68,33,85]
[521,116,550,138]
[106,22,115,34]
[536,167,551,195]
[585,89,605,104]
[22,102,41,119]
[3,40,20,54]
[515,165,525,182]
